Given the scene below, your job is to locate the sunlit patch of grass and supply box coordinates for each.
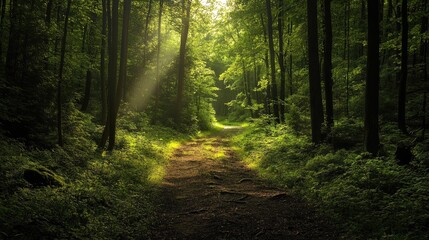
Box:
[202,144,214,152]
[213,150,226,160]
[148,165,165,183]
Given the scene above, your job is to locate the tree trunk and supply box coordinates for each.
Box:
[45,0,53,24]
[100,0,107,124]
[307,0,324,144]
[57,0,72,147]
[242,63,254,118]
[100,0,119,150]
[154,0,163,124]
[81,70,92,112]
[6,0,19,81]
[260,13,271,115]
[266,0,280,123]
[176,0,191,123]
[398,0,408,133]
[323,0,334,129]
[277,0,286,123]
[421,0,428,139]
[143,0,152,67]
[106,0,131,151]
[344,0,350,116]
[288,20,293,96]
[0,0,6,62]
[364,0,380,155]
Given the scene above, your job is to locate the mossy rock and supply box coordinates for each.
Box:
[23,167,65,187]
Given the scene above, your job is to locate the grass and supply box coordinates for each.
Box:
[232,120,429,239]
[0,111,190,239]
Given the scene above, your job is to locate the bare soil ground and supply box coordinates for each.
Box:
[149,127,338,240]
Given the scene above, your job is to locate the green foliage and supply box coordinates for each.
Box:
[234,123,429,239]
[0,111,188,239]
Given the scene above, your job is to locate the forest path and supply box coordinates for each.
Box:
[149,127,338,240]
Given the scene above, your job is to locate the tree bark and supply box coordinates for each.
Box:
[421,0,428,139]
[260,13,271,115]
[277,0,286,123]
[307,0,324,144]
[398,0,408,133]
[154,0,163,123]
[266,0,280,123]
[106,0,131,151]
[100,0,119,150]
[288,20,293,96]
[0,0,6,61]
[6,0,19,81]
[323,0,334,129]
[100,0,107,124]
[81,70,92,112]
[143,0,152,68]
[175,0,191,123]
[364,0,380,155]
[57,0,72,147]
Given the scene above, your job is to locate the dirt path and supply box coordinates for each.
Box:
[149,127,338,240]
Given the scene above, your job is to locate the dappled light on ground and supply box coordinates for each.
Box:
[149,127,337,239]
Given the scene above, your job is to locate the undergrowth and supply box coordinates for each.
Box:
[233,118,429,239]
[0,110,188,239]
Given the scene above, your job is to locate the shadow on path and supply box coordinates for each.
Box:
[149,127,338,240]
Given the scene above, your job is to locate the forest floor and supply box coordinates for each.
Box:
[149,126,338,240]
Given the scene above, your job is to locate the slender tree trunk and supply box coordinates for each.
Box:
[154,0,163,124]
[57,0,72,147]
[307,0,324,143]
[398,0,408,133]
[266,0,280,123]
[176,0,191,123]
[100,0,119,150]
[106,0,131,151]
[100,0,107,124]
[421,0,428,139]
[143,0,152,67]
[80,24,90,112]
[0,0,6,62]
[364,0,380,155]
[288,19,293,96]
[45,0,53,24]
[278,0,286,123]
[6,0,19,81]
[260,13,271,115]
[323,0,334,130]
[344,0,350,116]
[242,63,254,118]
[81,71,92,112]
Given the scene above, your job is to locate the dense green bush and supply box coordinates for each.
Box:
[0,111,188,239]
[233,123,429,239]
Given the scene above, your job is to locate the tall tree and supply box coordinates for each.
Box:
[398,0,408,133]
[100,0,119,149]
[176,0,192,123]
[364,0,380,155]
[306,0,324,143]
[421,0,428,139]
[154,0,163,123]
[0,0,7,61]
[323,0,334,129]
[57,0,72,146]
[288,20,293,96]
[265,0,280,123]
[100,0,107,124]
[260,13,271,115]
[277,0,286,123]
